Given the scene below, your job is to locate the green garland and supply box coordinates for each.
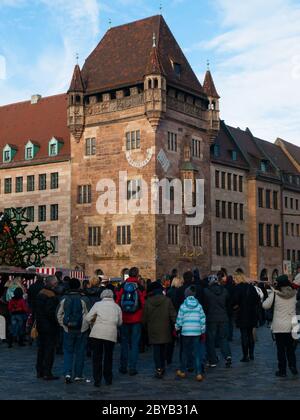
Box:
[0,208,55,268]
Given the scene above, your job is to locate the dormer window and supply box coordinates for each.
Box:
[212,144,220,158]
[25,141,39,161]
[260,160,268,172]
[3,144,17,163]
[49,137,63,157]
[172,61,181,78]
[231,150,237,161]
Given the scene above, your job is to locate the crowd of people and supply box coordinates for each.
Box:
[1,265,300,387]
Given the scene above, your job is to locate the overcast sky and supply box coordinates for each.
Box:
[0,0,299,144]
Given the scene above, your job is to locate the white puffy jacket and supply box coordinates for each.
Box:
[263,287,297,333]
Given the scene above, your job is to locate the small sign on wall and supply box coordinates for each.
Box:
[283,260,292,275]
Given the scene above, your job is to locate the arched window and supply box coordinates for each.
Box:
[260,269,268,281]
[154,78,159,89]
[148,79,152,89]
[272,269,279,282]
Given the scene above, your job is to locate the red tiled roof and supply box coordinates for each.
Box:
[69,65,85,92]
[145,45,165,76]
[81,15,203,95]
[256,138,299,175]
[0,94,70,168]
[203,70,220,99]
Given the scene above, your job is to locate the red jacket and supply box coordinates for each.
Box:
[116,277,146,324]
[8,298,29,314]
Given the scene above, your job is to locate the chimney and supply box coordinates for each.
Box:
[31,94,42,104]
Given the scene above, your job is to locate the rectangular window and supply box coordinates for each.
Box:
[215,171,220,189]
[50,144,57,156]
[274,225,280,247]
[293,250,296,262]
[228,202,232,219]
[291,198,294,210]
[216,200,220,218]
[240,234,245,257]
[193,226,202,247]
[38,205,46,222]
[85,138,96,156]
[239,176,243,193]
[16,177,23,193]
[266,224,272,247]
[77,185,92,204]
[26,147,33,160]
[291,223,295,236]
[287,250,291,261]
[4,178,12,194]
[273,191,278,210]
[297,224,300,237]
[222,201,226,219]
[127,179,142,200]
[233,175,238,191]
[234,203,238,220]
[50,236,58,254]
[216,232,221,256]
[168,132,178,152]
[39,174,47,191]
[221,172,226,189]
[117,226,131,245]
[88,227,101,246]
[259,224,264,246]
[258,188,264,208]
[50,173,59,190]
[27,175,35,192]
[222,232,227,256]
[266,190,271,209]
[192,139,201,158]
[50,204,59,221]
[234,233,239,257]
[285,197,288,208]
[168,224,179,246]
[227,173,232,191]
[240,204,244,221]
[296,200,299,211]
[126,130,141,151]
[26,206,34,222]
[286,222,289,236]
[228,233,233,257]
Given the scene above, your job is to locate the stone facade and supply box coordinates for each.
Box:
[0,161,71,267]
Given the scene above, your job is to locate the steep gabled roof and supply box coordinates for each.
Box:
[256,138,299,175]
[276,138,300,168]
[81,15,203,95]
[68,64,85,92]
[203,70,220,99]
[212,121,249,170]
[0,94,69,168]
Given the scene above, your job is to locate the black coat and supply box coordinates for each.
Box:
[204,284,230,324]
[36,288,60,335]
[233,283,260,329]
[27,280,44,313]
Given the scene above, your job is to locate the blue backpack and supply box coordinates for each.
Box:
[63,295,83,331]
[121,282,139,313]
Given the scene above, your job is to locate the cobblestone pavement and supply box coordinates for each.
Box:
[0,326,300,400]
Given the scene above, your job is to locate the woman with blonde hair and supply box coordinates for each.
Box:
[5,277,25,302]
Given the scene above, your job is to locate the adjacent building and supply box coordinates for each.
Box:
[0,94,71,267]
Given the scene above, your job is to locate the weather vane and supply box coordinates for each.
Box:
[207,59,210,70]
[160,1,163,14]
[109,18,112,29]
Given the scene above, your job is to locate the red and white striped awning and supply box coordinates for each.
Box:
[36,267,85,280]
[36,267,56,276]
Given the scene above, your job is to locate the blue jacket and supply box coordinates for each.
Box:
[175,296,206,336]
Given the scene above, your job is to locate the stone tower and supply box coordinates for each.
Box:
[67,64,85,142]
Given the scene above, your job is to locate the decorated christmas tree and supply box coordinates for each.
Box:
[0,208,55,268]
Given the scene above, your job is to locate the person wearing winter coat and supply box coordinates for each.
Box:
[175,286,206,382]
[57,278,90,384]
[7,288,29,347]
[233,273,260,362]
[204,275,232,368]
[35,276,60,380]
[115,267,146,376]
[85,289,122,387]
[142,282,177,378]
[263,275,298,378]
